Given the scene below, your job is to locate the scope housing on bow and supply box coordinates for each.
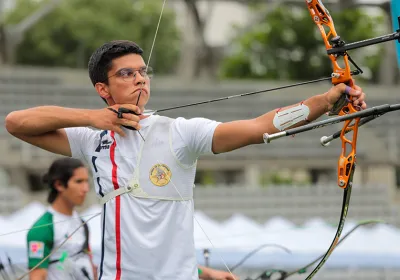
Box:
[327,16,400,55]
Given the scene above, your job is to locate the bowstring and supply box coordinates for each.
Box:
[136,1,238,279]
[152,165,239,279]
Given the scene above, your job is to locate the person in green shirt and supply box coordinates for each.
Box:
[26,158,97,280]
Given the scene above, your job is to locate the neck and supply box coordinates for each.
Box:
[52,197,74,216]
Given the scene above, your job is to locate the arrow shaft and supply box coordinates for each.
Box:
[156,77,332,113]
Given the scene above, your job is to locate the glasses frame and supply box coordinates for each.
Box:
[108,66,154,82]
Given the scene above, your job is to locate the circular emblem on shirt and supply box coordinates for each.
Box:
[149,164,172,187]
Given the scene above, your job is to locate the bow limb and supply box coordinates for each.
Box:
[283,220,386,279]
[229,244,292,272]
[245,220,386,280]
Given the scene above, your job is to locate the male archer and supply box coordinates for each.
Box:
[6,40,367,280]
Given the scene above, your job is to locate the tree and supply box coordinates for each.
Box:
[4,0,181,73]
[181,0,218,80]
[219,4,385,83]
[0,0,63,65]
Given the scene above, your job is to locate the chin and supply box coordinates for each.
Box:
[74,200,85,206]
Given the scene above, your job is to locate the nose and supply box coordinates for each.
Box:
[134,71,146,86]
[82,182,90,194]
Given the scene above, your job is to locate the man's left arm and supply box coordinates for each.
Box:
[212,83,366,154]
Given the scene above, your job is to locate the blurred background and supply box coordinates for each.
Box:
[0,0,399,279]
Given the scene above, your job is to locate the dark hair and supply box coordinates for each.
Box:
[88,40,144,86]
[43,158,85,204]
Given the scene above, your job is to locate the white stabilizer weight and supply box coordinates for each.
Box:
[273,103,310,131]
[320,136,331,147]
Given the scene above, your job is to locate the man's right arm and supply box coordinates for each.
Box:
[5,105,141,157]
[5,106,94,157]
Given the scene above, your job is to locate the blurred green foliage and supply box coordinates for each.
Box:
[219,5,385,83]
[5,0,181,73]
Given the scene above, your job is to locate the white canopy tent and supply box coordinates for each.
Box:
[0,202,399,269]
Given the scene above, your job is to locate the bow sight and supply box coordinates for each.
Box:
[326,16,400,78]
[327,16,400,56]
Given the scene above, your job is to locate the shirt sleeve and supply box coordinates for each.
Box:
[27,216,54,269]
[171,117,221,165]
[64,127,97,160]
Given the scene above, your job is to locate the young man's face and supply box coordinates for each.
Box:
[96,53,151,110]
[59,167,90,207]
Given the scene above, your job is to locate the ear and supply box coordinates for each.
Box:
[95,83,115,106]
[54,180,66,193]
[95,82,110,99]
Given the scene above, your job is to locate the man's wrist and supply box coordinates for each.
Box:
[319,91,336,113]
[82,109,97,128]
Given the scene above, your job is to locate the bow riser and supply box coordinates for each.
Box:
[338,118,359,188]
[307,0,360,189]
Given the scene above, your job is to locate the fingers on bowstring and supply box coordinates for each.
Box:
[115,119,141,130]
[121,113,141,122]
[119,104,142,115]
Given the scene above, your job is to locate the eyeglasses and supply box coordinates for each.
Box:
[109,66,153,82]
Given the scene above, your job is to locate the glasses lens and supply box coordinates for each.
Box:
[144,67,153,79]
[118,68,134,82]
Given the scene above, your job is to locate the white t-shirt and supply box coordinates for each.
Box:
[65,115,220,280]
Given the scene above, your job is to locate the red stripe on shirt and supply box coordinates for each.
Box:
[110,131,122,280]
